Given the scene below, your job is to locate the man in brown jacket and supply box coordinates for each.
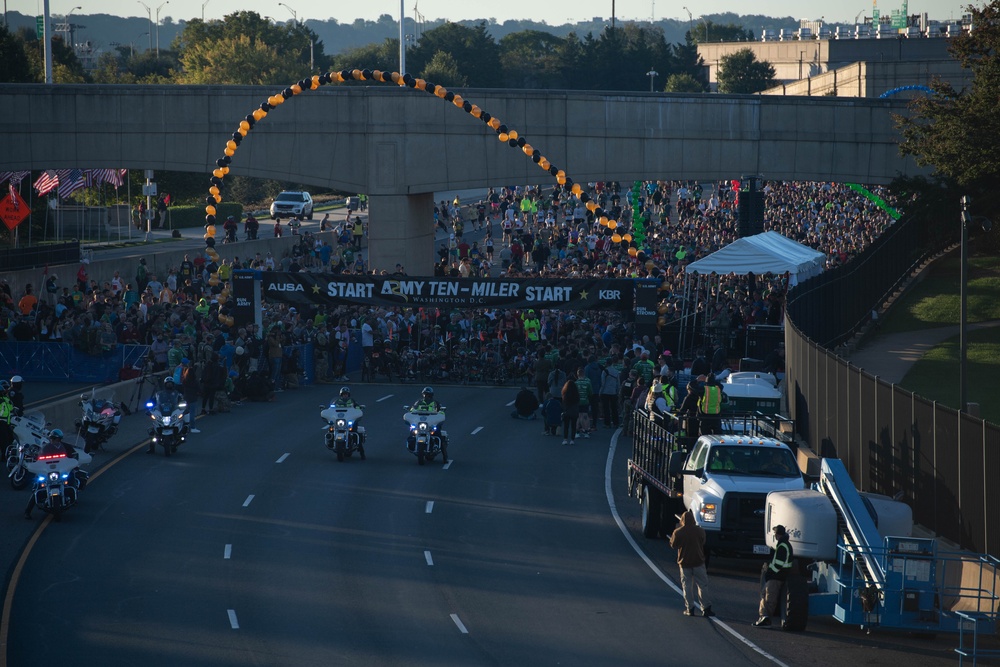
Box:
[669,509,715,617]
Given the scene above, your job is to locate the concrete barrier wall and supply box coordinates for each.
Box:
[25,373,162,440]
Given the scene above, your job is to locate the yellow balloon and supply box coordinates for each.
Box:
[611,233,622,243]
[206,225,216,237]
[206,205,217,216]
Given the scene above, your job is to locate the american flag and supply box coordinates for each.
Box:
[33,170,60,196]
[90,168,126,188]
[57,169,86,199]
[0,171,30,187]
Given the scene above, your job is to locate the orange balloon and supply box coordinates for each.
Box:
[522,144,533,156]
[291,84,302,94]
[599,216,609,225]
[628,247,638,257]
[508,130,518,140]
[556,175,566,185]
[571,183,582,195]
[217,295,228,305]
[252,109,265,121]
[623,233,633,242]
[209,186,219,196]
[498,133,509,142]
[213,194,221,203]
[224,147,235,157]
[608,220,618,229]
[237,127,247,137]
[213,169,224,178]
[221,166,230,175]
[206,225,216,237]
[206,205,217,216]
[487,118,500,130]
[611,233,622,243]
[452,94,464,107]
[218,313,227,322]
[239,120,250,131]
[226,140,237,151]
[209,277,220,286]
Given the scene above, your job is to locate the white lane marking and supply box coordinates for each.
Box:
[227,609,240,629]
[224,544,232,559]
[443,460,453,470]
[425,501,434,514]
[377,394,394,402]
[604,431,790,667]
[424,550,434,566]
[242,495,255,508]
[471,426,483,435]
[450,613,469,634]
[505,399,515,406]
[275,453,290,463]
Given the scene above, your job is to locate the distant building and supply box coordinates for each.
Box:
[698,14,973,98]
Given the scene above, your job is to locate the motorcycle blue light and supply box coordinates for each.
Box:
[37,475,45,483]
[61,473,69,479]
[145,401,154,409]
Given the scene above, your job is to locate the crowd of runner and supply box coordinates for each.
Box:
[0,179,898,399]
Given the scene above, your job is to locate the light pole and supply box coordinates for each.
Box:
[399,0,405,75]
[201,0,209,21]
[682,6,692,35]
[137,1,152,52]
[854,8,865,24]
[133,31,147,56]
[278,2,297,22]
[66,5,81,48]
[646,67,658,92]
[959,196,993,414]
[155,0,168,57]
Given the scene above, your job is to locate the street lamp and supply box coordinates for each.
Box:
[646,67,658,92]
[65,5,81,48]
[278,2,297,22]
[133,31,147,56]
[854,8,865,24]
[155,0,168,57]
[137,1,152,51]
[201,0,209,21]
[682,6,692,35]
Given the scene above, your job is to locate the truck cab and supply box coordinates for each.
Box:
[671,435,805,557]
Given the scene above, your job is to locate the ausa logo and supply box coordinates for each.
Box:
[268,283,304,292]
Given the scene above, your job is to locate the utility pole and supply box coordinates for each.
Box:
[399,0,406,74]
[42,0,53,83]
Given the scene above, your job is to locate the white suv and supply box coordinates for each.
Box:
[270,191,314,220]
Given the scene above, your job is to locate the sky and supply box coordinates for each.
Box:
[18,0,975,26]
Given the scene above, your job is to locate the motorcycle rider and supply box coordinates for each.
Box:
[408,386,448,463]
[0,380,13,453]
[147,377,186,454]
[9,375,25,415]
[24,429,83,519]
[333,386,361,409]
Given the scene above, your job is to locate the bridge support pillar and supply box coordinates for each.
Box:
[367,193,435,276]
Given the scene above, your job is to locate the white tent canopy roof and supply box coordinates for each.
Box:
[684,231,826,285]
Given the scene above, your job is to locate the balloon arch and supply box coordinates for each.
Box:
[200,68,657,328]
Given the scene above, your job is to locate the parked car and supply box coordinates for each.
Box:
[270,191,314,220]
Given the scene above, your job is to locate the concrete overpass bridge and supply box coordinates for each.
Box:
[0,83,923,270]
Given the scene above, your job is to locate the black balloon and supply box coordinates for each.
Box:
[260,102,271,111]
[481,112,491,123]
[205,236,216,248]
[232,132,242,144]
[444,92,454,102]
[205,214,216,224]
[245,114,254,123]
[580,192,590,203]
[517,137,526,147]
[462,101,472,112]
[498,124,508,134]
[403,73,413,84]
[531,149,540,157]
[210,176,223,187]
[206,196,216,205]
[216,158,226,167]
[282,88,293,98]
[222,155,232,164]
[507,139,518,147]
[340,70,352,81]
[532,154,541,163]
[425,83,437,95]
[548,166,559,176]
[361,69,373,80]
[298,79,309,89]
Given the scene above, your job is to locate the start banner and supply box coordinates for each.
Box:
[261,273,635,312]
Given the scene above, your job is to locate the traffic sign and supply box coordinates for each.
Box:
[0,188,31,231]
[36,16,44,39]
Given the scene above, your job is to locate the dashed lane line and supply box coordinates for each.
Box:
[425,501,434,514]
[450,613,469,634]
[424,550,434,566]
[224,544,232,559]
[471,427,483,435]
[276,453,290,463]
[227,609,240,629]
[242,494,255,508]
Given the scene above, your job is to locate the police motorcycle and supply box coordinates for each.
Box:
[321,387,367,462]
[403,387,449,466]
[6,412,52,490]
[25,429,91,521]
[145,380,189,457]
[75,390,123,453]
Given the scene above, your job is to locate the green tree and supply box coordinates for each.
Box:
[894,1,1000,199]
[690,21,754,44]
[91,51,137,84]
[0,24,33,83]
[716,47,776,94]
[664,72,706,92]
[406,21,501,86]
[173,12,321,84]
[330,38,399,74]
[499,30,565,89]
[420,51,466,88]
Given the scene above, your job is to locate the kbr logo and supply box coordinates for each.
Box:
[599,290,621,300]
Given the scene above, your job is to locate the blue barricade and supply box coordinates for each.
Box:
[0,342,151,384]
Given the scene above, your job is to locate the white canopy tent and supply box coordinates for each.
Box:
[676,232,827,355]
[685,231,826,286]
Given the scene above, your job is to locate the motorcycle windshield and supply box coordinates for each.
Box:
[154,393,176,412]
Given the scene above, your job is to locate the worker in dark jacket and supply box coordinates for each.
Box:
[754,524,795,627]
[669,509,715,617]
